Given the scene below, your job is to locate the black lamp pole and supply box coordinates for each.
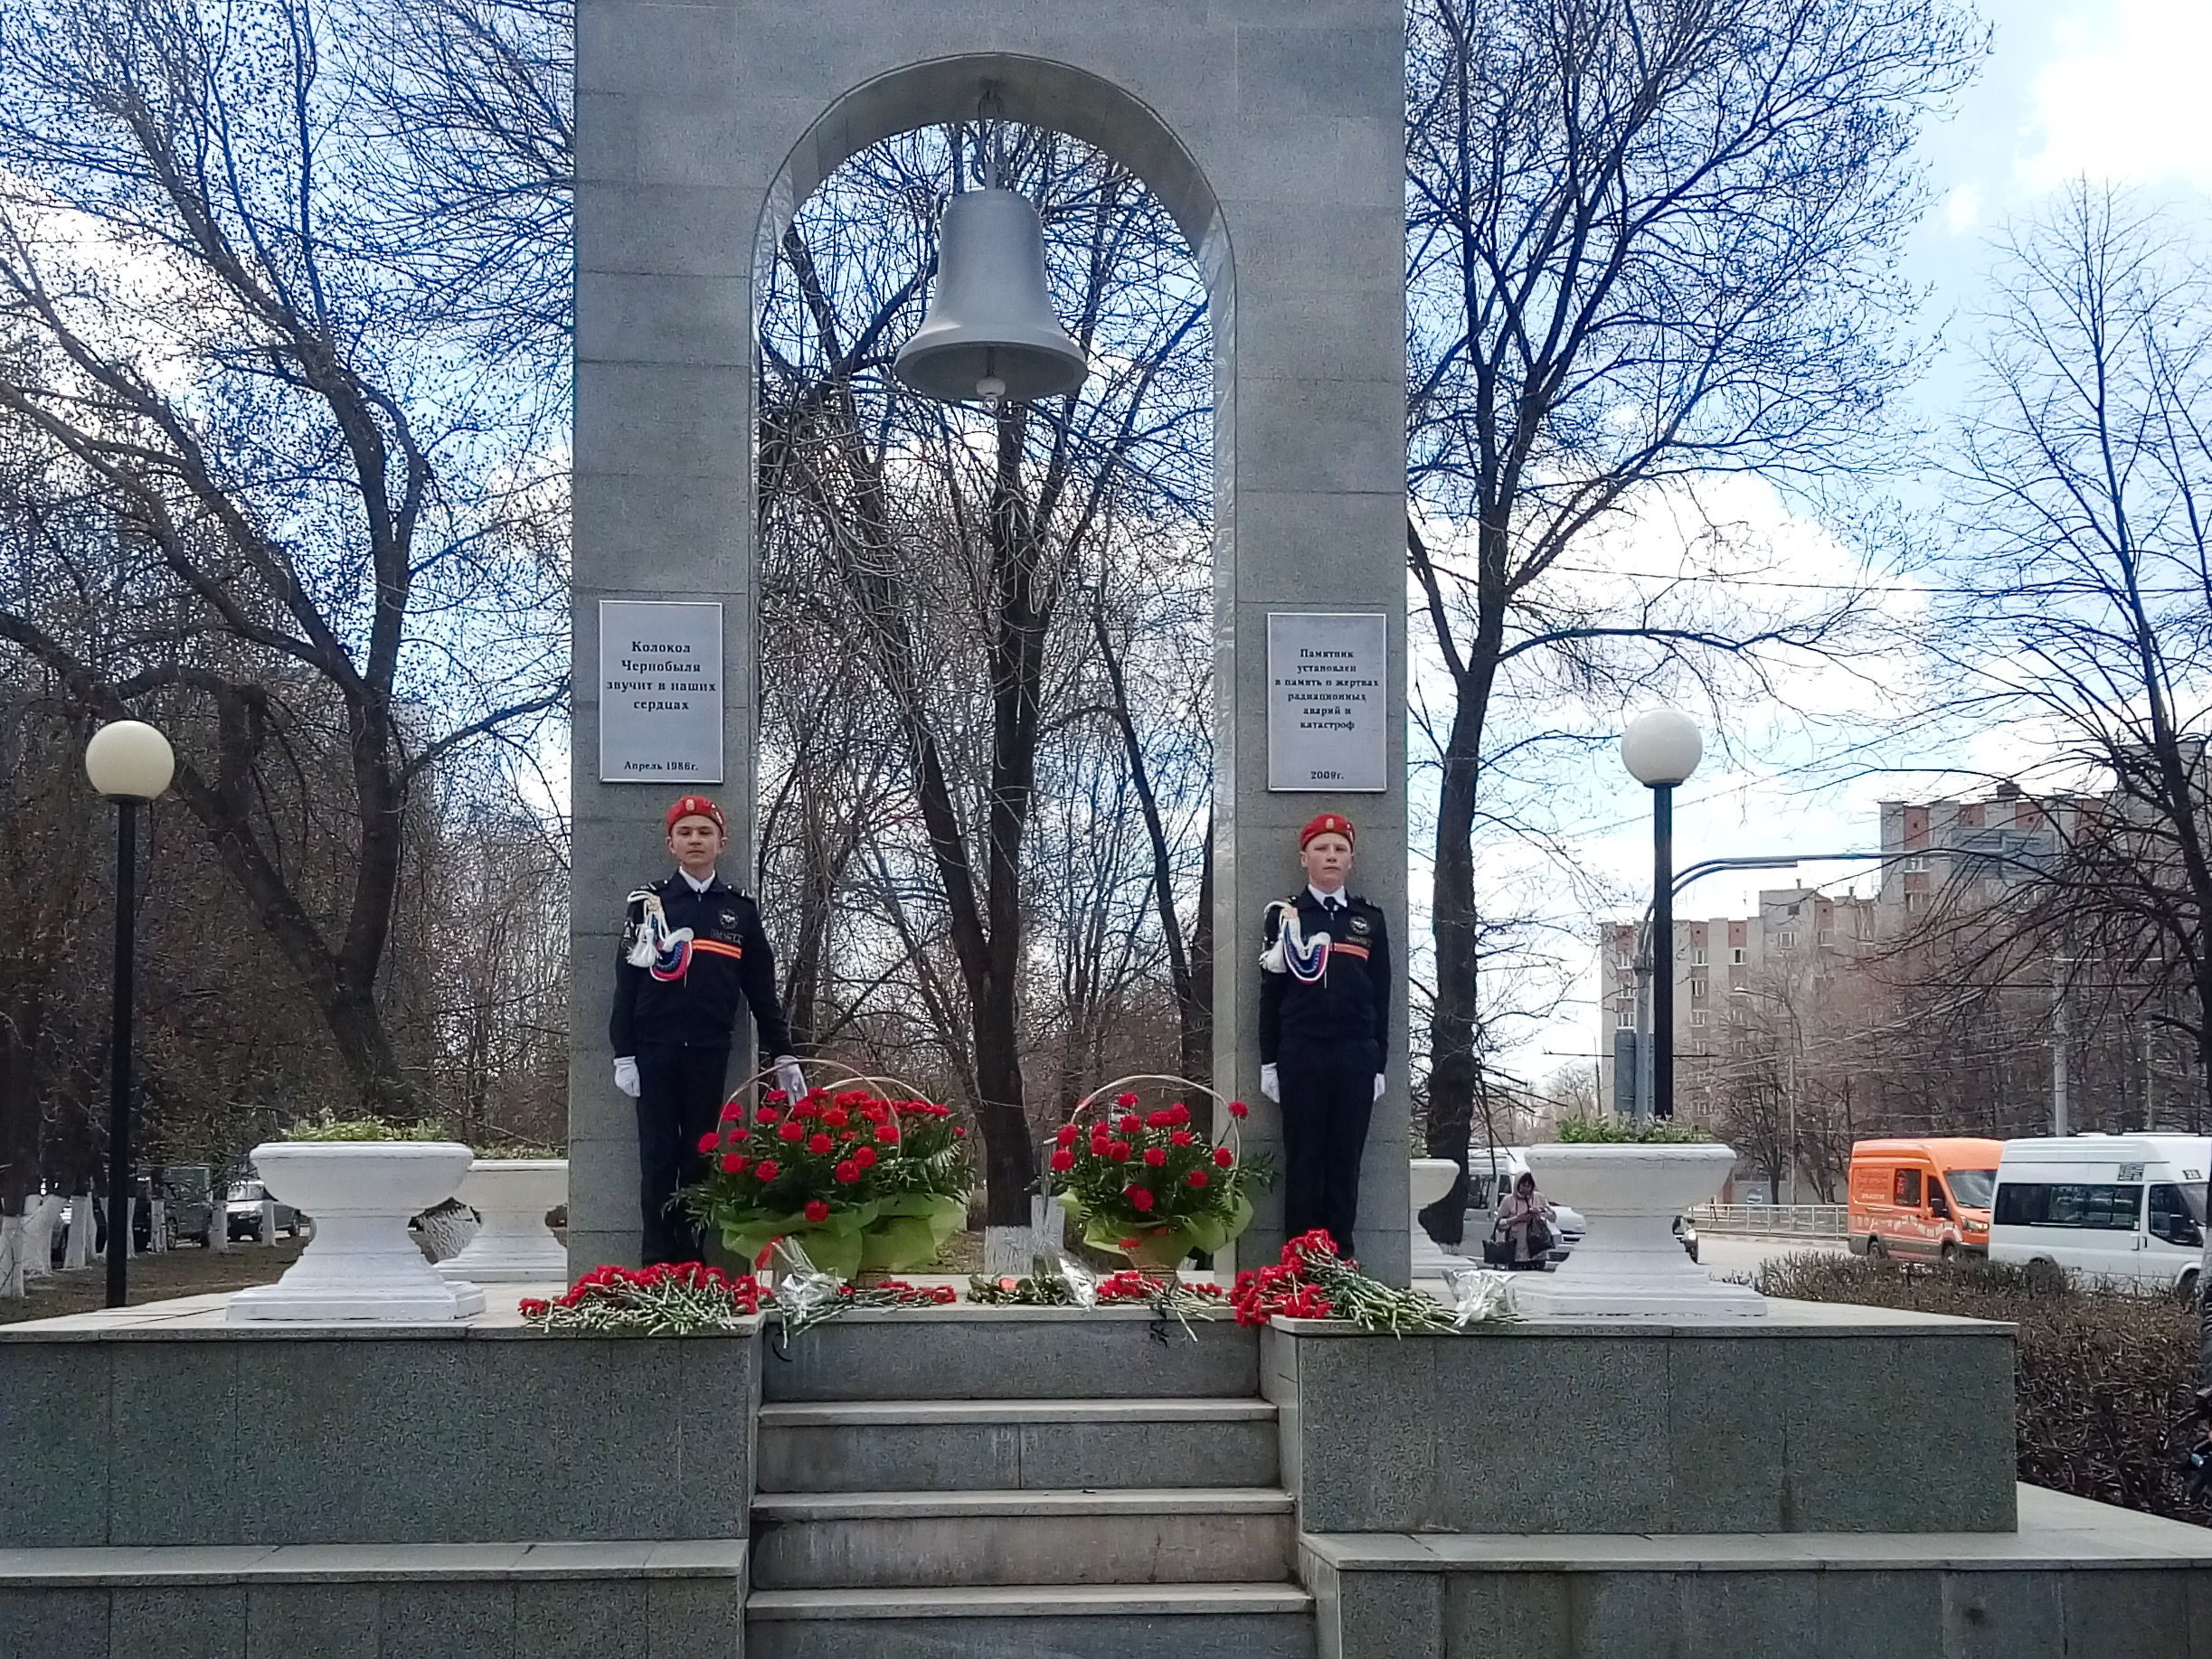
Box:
[106,796,138,1308]
[1651,784,1676,1120]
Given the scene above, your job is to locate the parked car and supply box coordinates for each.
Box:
[47,1194,148,1258]
[226,1179,303,1241]
[1463,1146,1586,1263]
[159,1164,218,1248]
[1847,1137,2002,1262]
[1989,1134,2208,1297]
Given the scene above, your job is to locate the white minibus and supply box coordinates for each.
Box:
[1989,1135,2208,1296]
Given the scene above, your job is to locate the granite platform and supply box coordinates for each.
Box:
[6,1286,2210,1657]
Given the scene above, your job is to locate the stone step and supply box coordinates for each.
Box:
[749,1486,1297,1590]
[761,1306,1258,1401]
[746,1581,1317,1659]
[1298,1487,2212,1659]
[0,1540,746,1655]
[757,1397,1280,1492]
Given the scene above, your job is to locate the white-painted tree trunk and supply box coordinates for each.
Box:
[208,1203,229,1254]
[0,1214,28,1297]
[260,1199,279,1245]
[149,1199,168,1253]
[22,1195,65,1281]
[63,1194,93,1268]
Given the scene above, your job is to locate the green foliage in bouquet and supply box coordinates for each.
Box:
[1046,1082,1271,1267]
[678,1087,970,1279]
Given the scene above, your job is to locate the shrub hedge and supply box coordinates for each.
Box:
[1755,1252,2206,1524]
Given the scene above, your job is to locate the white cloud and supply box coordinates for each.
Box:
[1405,473,1947,1082]
[1945,183,1984,234]
[2023,1,2212,190]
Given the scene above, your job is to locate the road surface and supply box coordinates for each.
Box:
[1692,1232,1847,1285]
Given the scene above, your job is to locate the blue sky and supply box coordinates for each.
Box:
[1510,0,2212,1084]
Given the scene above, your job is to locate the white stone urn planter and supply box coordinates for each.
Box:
[437,1159,569,1283]
[229,1141,486,1323]
[1517,1140,1763,1318]
[1409,1157,1477,1277]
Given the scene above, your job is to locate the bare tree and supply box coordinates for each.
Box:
[756,122,1213,1251]
[1086,570,1213,1087]
[0,0,568,1116]
[1941,184,2212,1135]
[344,0,573,372]
[1402,0,1983,1240]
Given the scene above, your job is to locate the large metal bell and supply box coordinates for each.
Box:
[894,188,1090,403]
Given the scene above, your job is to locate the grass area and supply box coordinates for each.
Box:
[1757,1251,2206,1525]
[0,1240,307,1324]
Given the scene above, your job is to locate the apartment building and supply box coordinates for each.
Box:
[1597,886,1876,1117]
[1876,780,2092,922]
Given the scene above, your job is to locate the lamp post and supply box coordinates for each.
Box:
[84,720,175,1308]
[1621,710,1702,1119]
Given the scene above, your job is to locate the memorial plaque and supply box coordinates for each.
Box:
[598,600,723,783]
[1267,611,1387,791]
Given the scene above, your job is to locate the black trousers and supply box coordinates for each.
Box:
[635,1043,730,1265]
[1279,1038,1378,1263]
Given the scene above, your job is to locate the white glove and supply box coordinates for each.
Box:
[613,1056,641,1098]
[1259,1062,1280,1103]
[772,1055,807,1101]
[1373,1073,1386,1102]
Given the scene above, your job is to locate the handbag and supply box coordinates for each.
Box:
[1479,1220,1512,1266]
[1525,1215,1555,1258]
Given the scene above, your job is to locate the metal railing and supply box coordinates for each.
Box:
[1690,1202,1847,1239]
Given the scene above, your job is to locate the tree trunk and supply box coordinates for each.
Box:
[1420,686,1490,1247]
[0,1212,25,1298]
[1183,822,1215,1090]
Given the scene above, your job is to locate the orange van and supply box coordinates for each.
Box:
[1847,1137,2003,1261]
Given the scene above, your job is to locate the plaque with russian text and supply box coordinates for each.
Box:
[1267,611,1387,791]
[599,600,723,783]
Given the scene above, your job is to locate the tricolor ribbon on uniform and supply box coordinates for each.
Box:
[1260,899,1330,984]
[625,889,695,982]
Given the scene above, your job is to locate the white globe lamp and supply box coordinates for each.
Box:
[84,721,176,801]
[1620,708,1702,788]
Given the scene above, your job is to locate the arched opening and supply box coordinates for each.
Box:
[750,63,1224,1255]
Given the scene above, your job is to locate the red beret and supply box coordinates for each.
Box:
[666,795,726,834]
[1300,813,1355,849]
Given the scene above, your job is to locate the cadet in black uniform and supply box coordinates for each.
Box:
[1258,812,1390,1260]
[611,796,805,1264]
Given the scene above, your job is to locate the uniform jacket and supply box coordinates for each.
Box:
[610,873,794,1057]
[1258,889,1391,1064]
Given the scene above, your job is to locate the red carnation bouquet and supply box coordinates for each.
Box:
[1045,1075,1269,1270]
[520,1261,761,1334]
[678,1070,970,1281]
[1232,1229,1459,1333]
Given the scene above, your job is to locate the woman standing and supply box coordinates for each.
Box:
[1495,1172,1555,1270]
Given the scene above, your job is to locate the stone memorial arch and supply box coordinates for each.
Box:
[572,1,1409,1280]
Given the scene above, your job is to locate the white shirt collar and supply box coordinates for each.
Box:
[678,868,717,893]
[1309,883,1347,908]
